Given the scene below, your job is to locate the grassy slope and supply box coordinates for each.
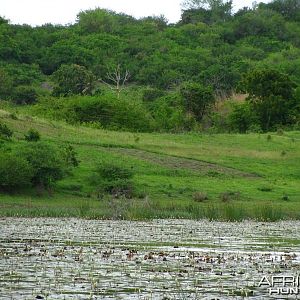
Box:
[1,108,300,220]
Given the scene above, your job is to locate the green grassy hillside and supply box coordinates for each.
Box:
[1,109,300,221]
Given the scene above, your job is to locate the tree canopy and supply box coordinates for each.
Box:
[0,0,299,132]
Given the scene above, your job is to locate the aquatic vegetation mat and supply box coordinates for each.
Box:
[0,218,299,299]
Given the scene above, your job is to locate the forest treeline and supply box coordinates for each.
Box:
[0,0,300,133]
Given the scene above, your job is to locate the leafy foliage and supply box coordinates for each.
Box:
[0,68,13,100]
[239,68,298,131]
[260,0,300,21]
[0,122,13,140]
[0,152,33,191]
[180,82,215,121]
[59,95,155,132]
[227,102,259,133]
[64,145,80,167]
[149,94,197,131]
[0,0,300,132]
[12,86,38,105]
[0,140,79,192]
[52,64,96,96]
[181,0,233,24]
[24,129,41,142]
[16,142,73,189]
[142,87,166,102]
[90,163,135,198]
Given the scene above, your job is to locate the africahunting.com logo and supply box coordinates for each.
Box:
[259,275,300,296]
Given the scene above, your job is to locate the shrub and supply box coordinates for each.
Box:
[193,192,208,202]
[281,150,287,157]
[17,142,71,189]
[91,163,134,198]
[63,95,155,132]
[0,142,78,192]
[52,64,96,96]
[149,94,197,132]
[0,152,33,191]
[9,113,18,120]
[238,68,297,131]
[282,194,289,201]
[220,191,241,202]
[227,102,259,133]
[0,68,13,100]
[142,87,165,102]
[277,128,284,135]
[24,129,41,142]
[180,82,215,121]
[0,122,13,140]
[1,63,43,86]
[258,186,273,192]
[64,145,80,167]
[12,86,38,105]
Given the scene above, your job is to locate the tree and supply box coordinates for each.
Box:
[52,64,96,96]
[0,122,13,140]
[180,82,215,121]
[0,142,78,192]
[17,142,71,189]
[0,17,8,25]
[77,8,135,34]
[182,0,231,10]
[0,25,19,61]
[239,68,297,131]
[140,15,168,31]
[0,153,33,191]
[260,0,300,21]
[12,86,38,105]
[90,163,135,198]
[0,68,13,100]
[1,63,43,86]
[181,0,233,23]
[231,8,286,41]
[40,40,95,75]
[99,64,130,98]
[150,94,197,131]
[228,102,259,133]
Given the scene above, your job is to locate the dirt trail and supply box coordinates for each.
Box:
[107,147,259,178]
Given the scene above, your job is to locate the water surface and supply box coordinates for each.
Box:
[0,218,299,299]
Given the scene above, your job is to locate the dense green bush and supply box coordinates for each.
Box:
[149,94,197,132]
[16,142,74,189]
[206,100,262,133]
[1,64,43,86]
[0,122,13,140]
[62,95,155,132]
[142,87,166,102]
[64,145,80,167]
[1,2,300,133]
[0,152,33,191]
[24,129,41,142]
[239,68,298,131]
[0,68,13,100]
[180,82,215,122]
[12,86,38,105]
[227,102,260,133]
[0,142,78,192]
[294,87,300,123]
[52,64,96,96]
[91,163,135,198]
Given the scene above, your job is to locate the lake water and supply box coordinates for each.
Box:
[0,218,299,299]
